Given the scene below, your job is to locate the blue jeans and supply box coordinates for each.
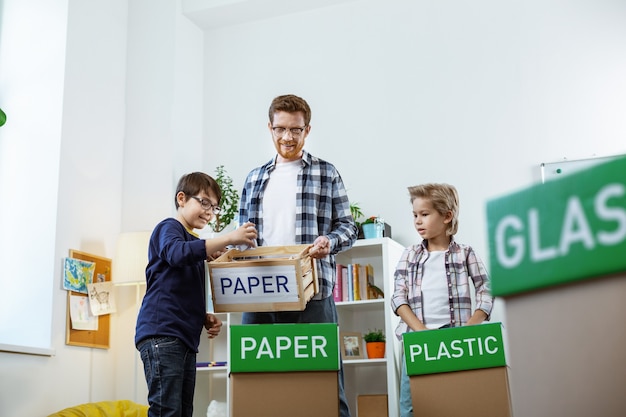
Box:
[400,352,414,417]
[242,296,352,417]
[137,336,197,417]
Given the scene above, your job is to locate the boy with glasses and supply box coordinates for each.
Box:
[135,172,257,417]
[238,94,358,417]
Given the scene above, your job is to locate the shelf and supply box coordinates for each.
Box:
[196,366,228,374]
[343,358,387,366]
[336,237,405,417]
[336,298,384,312]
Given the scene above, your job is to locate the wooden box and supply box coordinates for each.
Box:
[231,371,338,417]
[409,367,512,417]
[207,244,318,313]
[357,394,388,417]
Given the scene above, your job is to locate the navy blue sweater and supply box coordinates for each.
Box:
[135,218,207,352]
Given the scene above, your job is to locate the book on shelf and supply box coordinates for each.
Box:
[358,264,368,302]
[333,264,343,302]
[335,263,381,302]
[347,264,354,301]
[352,263,361,301]
[342,266,349,301]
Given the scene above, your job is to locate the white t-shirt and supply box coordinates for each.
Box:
[421,251,450,329]
[261,160,300,246]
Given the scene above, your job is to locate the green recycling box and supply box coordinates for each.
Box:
[403,323,512,417]
[485,155,626,417]
[230,323,340,417]
[487,155,626,297]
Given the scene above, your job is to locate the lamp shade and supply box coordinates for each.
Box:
[112,231,151,283]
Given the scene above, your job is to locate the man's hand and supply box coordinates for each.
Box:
[309,236,331,259]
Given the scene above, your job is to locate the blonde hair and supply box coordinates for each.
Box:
[407,183,459,236]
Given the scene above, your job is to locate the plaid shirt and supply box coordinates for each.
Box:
[390,238,494,340]
[239,150,358,299]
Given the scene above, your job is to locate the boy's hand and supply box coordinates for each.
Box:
[207,250,225,261]
[204,313,222,339]
[231,222,258,248]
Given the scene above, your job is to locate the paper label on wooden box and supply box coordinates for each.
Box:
[230,323,340,373]
[403,323,506,376]
[210,265,301,304]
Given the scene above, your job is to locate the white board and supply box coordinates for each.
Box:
[541,154,625,183]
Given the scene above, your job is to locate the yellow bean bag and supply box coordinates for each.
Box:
[47,400,148,417]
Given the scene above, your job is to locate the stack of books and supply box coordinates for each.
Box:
[333,263,383,302]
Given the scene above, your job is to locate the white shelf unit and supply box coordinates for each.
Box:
[194,312,239,417]
[194,237,405,417]
[335,237,405,417]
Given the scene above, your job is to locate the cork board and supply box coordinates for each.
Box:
[65,250,112,349]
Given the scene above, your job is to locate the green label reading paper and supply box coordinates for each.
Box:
[230,323,340,373]
[403,323,506,376]
[486,156,626,296]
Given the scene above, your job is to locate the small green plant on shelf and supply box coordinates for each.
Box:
[208,165,239,233]
[350,202,364,226]
[363,328,386,343]
[361,216,379,225]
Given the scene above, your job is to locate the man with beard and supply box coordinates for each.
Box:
[238,94,358,417]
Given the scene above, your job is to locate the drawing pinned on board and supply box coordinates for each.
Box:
[63,257,95,293]
[87,281,117,316]
[69,294,98,330]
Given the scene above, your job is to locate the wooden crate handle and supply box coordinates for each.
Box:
[213,244,313,262]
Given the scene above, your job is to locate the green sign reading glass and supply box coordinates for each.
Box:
[230,323,340,373]
[487,156,626,296]
[403,323,506,376]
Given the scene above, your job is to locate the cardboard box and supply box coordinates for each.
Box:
[357,394,388,417]
[229,324,341,416]
[409,366,512,417]
[403,324,512,417]
[504,273,626,417]
[207,244,318,312]
[230,371,338,417]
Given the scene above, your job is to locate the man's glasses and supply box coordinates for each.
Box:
[190,196,221,214]
[271,126,306,137]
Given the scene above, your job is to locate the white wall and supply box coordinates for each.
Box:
[1,0,626,416]
[0,0,69,414]
[123,0,204,232]
[0,1,203,416]
[0,0,67,355]
[200,0,626,328]
[0,0,127,415]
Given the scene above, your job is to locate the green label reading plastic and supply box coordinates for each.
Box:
[486,156,626,296]
[403,323,506,376]
[230,323,340,373]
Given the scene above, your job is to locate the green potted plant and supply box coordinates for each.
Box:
[361,216,384,239]
[350,202,364,225]
[363,328,386,359]
[208,165,239,233]
[350,202,366,239]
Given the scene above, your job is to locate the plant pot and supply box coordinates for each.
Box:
[362,223,383,239]
[366,341,385,359]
